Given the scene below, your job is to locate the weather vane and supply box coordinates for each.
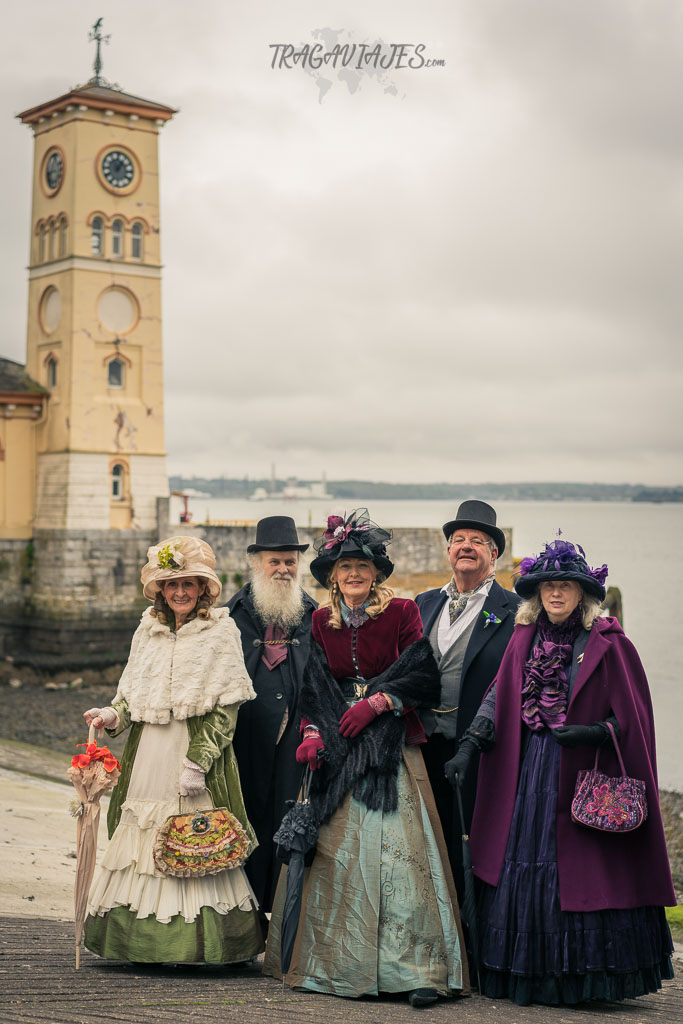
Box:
[88,18,110,86]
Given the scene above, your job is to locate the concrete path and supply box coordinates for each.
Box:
[1,739,681,1024]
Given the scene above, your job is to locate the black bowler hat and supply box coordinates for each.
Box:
[246,516,309,553]
[442,500,506,556]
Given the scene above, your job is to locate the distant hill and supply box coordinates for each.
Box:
[169,477,683,503]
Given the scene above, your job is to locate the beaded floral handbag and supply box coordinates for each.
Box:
[571,723,648,833]
[154,797,250,877]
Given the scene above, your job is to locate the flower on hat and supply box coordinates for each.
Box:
[322,512,370,550]
[157,543,185,571]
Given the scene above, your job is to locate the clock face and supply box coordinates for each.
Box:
[101,150,135,189]
[45,150,63,191]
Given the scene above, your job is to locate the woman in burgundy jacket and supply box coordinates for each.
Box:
[264,510,467,1008]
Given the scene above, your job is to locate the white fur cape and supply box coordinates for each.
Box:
[114,606,256,723]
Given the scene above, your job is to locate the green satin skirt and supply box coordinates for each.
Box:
[84,904,264,964]
[264,754,464,998]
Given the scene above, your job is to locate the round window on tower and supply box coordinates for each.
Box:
[97,286,139,335]
[96,145,141,196]
[41,147,65,197]
[39,286,62,334]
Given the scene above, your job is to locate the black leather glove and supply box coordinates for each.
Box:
[552,716,620,748]
[444,715,495,788]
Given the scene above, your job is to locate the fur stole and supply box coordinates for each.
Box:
[114,607,255,723]
[301,637,440,825]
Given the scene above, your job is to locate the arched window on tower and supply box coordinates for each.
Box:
[38,225,47,263]
[112,219,124,258]
[131,221,143,260]
[107,357,125,389]
[59,216,68,258]
[91,216,103,256]
[49,220,57,261]
[46,356,57,389]
[111,463,125,500]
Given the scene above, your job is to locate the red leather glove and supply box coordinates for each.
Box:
[339,698,381,739]
[296,733,324,770]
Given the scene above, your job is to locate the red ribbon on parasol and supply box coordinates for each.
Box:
[67,724,121,968]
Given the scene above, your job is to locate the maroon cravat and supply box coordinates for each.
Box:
[261,622,288,670]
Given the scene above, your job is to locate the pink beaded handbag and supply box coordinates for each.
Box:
[571,723,648,833]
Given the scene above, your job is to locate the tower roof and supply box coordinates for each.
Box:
[0,358,46,396]
[17,82,176,126]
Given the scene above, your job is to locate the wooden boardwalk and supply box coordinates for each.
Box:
[1,917,681,1024]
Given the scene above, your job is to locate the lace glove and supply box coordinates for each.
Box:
[179,757,207,796]
[338,693,390,739]
[83,706,119,730]
[296,731,325,770]
[444,715,496,788]
[552,717,620,748]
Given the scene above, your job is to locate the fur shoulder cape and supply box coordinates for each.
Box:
[114,606,255,723]
[301,636,440,825]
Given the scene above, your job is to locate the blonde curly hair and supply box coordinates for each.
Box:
[321,562,394,630]
[515,587,603,630]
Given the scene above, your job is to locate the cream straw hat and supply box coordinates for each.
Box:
[141,536,222,601]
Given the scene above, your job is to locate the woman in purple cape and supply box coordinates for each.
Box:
[449,538,675,1005]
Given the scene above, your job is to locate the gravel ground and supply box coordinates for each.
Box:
[1,671,681,896]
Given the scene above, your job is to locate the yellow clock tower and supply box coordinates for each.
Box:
[18,27,175,531]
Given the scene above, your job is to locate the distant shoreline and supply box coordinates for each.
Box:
[170,477,683,504]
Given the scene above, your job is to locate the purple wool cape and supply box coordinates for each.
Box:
[470,616,676,912]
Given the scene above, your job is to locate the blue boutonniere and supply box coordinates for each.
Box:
[482,611,502,628]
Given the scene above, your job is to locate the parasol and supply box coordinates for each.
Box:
[67,724,121,968]
[272,767,319,975]
[454,773,482,994]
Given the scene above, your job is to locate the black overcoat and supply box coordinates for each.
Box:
[415,580,520,888]
[226,584,317,913]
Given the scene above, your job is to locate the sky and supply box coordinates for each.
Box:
[2,1,682,485]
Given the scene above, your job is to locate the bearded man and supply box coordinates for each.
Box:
[227,517,316,934]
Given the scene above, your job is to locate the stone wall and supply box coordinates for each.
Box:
[0,508,515,668]
[0,528,154,666]
[172,522,515,601]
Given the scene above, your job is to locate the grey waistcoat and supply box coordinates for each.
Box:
[425,608,478,739]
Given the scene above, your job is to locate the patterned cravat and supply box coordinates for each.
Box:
[261,622,288,670]
[446,573,495,626]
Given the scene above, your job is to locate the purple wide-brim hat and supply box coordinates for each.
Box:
[514,539,608,601]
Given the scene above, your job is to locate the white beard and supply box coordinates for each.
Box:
[250,564,305,631]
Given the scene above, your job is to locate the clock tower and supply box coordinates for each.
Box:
[18,33,175,531]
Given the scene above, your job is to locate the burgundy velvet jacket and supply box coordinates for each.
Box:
[470,616,675,911]
[312,597,426,744]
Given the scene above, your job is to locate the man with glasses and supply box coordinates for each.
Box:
[416,500,520,898]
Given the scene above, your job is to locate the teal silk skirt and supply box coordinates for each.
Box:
[264,748,464,999]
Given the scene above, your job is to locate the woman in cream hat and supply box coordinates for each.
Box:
[81,536,263,964]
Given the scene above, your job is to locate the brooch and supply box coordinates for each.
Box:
[482,611,502,628]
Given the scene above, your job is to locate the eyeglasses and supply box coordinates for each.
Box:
[450,535,490,547]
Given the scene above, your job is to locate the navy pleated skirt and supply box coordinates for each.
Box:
[478,730,674,1005]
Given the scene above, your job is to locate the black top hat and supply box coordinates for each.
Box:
[308,509,394,588]
[442,499,506,556]
[246,516,309,553]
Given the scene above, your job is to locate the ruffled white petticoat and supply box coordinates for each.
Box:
[87,718,257,924]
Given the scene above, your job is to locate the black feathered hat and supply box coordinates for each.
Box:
[309,509,394,588]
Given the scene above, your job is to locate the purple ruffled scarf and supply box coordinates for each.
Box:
[521,607,583,731]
